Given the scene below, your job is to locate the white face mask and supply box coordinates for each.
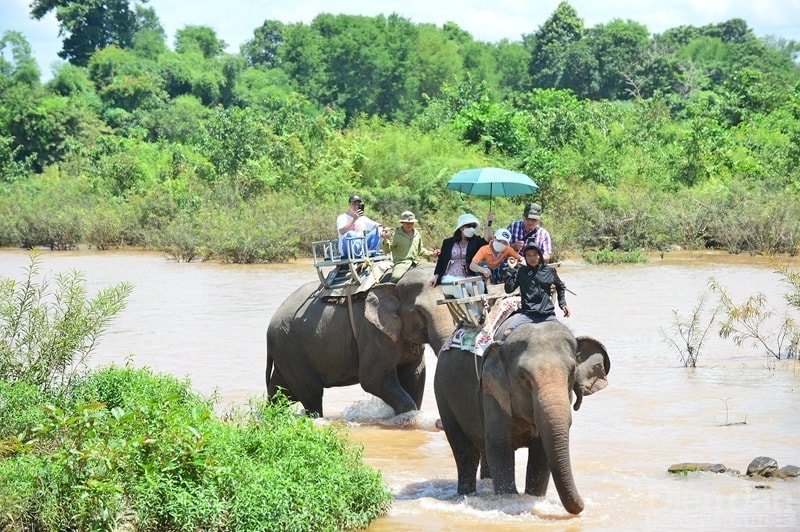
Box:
[492,241,507,252]
[462,227,476,238]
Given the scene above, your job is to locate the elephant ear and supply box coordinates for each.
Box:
[480,341,513,418]
[574,336,611,398]
[365,285,402,343]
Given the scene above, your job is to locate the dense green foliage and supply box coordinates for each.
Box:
[2,1,800,261]
[0,372,392,531]
[0,256,392,530]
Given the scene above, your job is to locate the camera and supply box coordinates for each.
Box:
[358,203,365,214]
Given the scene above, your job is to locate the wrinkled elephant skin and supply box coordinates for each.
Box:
[266,266,454,417]
[434,320,610,515]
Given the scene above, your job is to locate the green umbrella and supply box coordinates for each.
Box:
[446,167,538,212]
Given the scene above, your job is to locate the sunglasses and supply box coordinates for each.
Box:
[463,223,478,229]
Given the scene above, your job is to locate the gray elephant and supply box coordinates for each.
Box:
[266,266,454,417]
[434,319,610,515]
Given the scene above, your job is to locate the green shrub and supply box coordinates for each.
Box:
[0,253,132,393]
[0,380,52,439]
[198,195,300,263]
[712,278,800,360]
[661,288,720,367]
[0,261,390,530]
[83,203,136,250]
[0,368,392,531]
[150,212,205,262]
[581,248,647,264]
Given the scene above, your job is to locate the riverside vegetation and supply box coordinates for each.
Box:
[1,3,800,263]
[0,255,392,530]
[662,259,800,366]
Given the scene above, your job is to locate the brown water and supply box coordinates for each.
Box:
[1,249,798,530]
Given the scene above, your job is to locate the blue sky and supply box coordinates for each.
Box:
[3,0,800,80]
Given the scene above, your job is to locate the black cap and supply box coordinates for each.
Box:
[348,195,362,203]
[523,240,542,253]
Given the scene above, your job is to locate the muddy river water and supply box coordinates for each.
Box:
[1,249,798,530]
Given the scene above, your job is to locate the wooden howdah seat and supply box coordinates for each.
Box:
[436,276,508,329]
[312,237,391,290]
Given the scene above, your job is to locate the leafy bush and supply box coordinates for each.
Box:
[581,248,647,264]
[0,254,391,530]
[711,278,800,360]
[0,253,132,393]
[0,370,392,531]
[82,203,136,250]
[198,195,300,263]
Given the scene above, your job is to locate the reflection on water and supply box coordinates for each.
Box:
[1,249,798,530]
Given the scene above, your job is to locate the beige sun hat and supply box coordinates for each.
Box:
[398,211,418,223]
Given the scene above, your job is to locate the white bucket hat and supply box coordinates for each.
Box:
[453,213,480,232]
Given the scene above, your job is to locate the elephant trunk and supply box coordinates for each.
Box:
[535,384,584,515]
[428,318,454,353]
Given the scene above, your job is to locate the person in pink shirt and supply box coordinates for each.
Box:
[468,228,522,285]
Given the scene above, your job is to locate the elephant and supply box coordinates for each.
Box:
[433,319,610,515]
[266,266,455,417]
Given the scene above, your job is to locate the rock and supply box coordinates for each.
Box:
[779,465,800,478]
[706,463,728,474]
[746,456,779,477]
[667,462,729,474]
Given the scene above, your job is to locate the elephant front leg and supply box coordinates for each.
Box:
[524,436,550,496]
[437,416,481,495]
[397,355,426,409]
[361,371,418,415]
[483,397,518,494]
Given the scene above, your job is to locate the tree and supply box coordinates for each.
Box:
[491,39,532,97]
[559,39,600,98]
[242,20,285,68]
[584,19,650,100]
[130,1,166,60]
[411,24,463,102]
[1,84,108,172]
[30,0,150,67]
[278,22,328,104]
[0,31,41,86]
[175,25,226,58]
[309,13,396,121]
[528,1,584,89]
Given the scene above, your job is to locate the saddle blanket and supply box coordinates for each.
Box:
[442,296,521,356]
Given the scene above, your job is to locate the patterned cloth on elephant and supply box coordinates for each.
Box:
[442,296,520,355]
